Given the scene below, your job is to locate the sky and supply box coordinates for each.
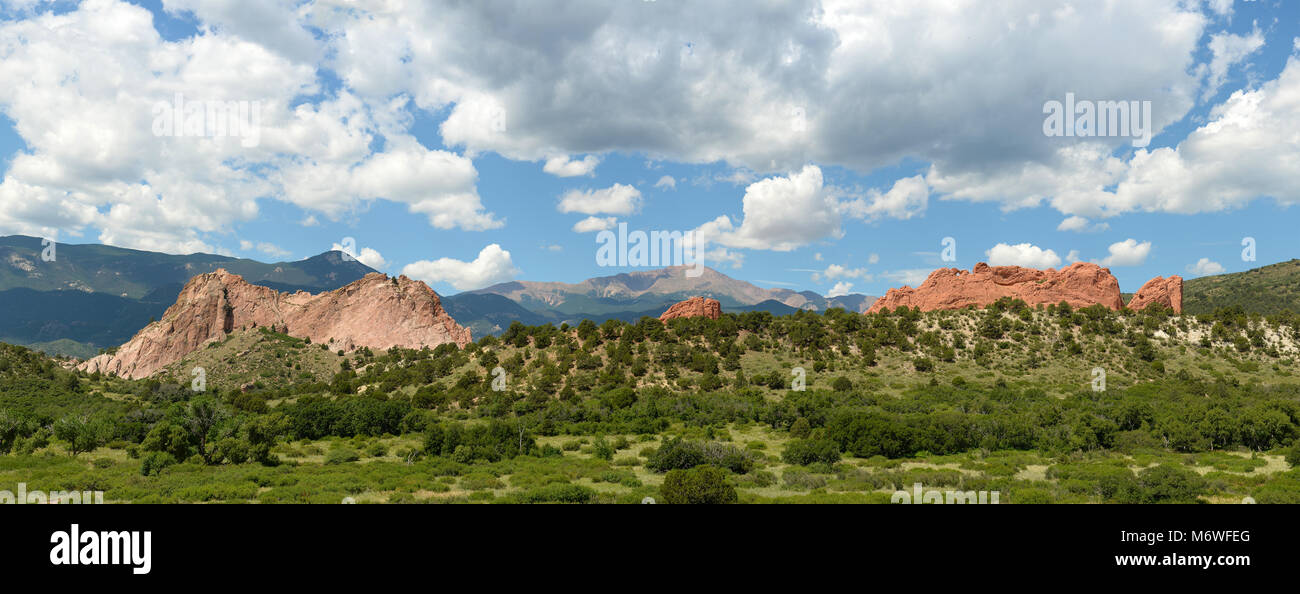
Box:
[0,0,1297,297]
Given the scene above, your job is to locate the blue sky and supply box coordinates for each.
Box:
[0,0,1297,297]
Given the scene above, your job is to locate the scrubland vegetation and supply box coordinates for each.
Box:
[3,299,1300,503]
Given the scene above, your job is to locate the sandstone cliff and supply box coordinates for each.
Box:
[1127,275,1184,313]
[80,269,470,379]
[866,262,1126,313]
[659,296,722,322]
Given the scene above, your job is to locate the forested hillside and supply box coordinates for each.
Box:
[3,301,1300,504]
[1184,259,1300,315]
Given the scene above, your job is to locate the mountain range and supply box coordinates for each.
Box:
[0,236,874,356]
[0,235,376,358]
[450,266,877,337]
[2,235,1297,358]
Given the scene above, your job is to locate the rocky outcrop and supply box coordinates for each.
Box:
[1127,275,1183,313]
[659,296,722,322]
[866,262,1125,313]
[80,269,470,379]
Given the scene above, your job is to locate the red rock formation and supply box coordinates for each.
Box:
[865,262,1125,313]
[1127,275,1183,313]
[80,269,471,379]
[659,296,722,322]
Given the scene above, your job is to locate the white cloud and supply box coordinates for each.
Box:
[332,242,386,269]
[867,253,879,265]
[1056,215,1108,233]
[558,183,642,215]
[1203,27,1265,101]
[340,142,502,230]
[299,215,320,227]
[542,155,600,177]
[815,264,870,282]
[332,0,1207,177]
[3,0,1289,256]
[572,216,616,233]
[0,1,501,254]
[401,244,520,291]
[1095,239,1152,267]
[1206,0,1235,17]
[161,0,320,63]
[930,53,1300,221]
[843,175,929,222]
[1066,249,1081,262]
[1187,257,1226,276]
[826,281,854,298]
[706,165,842,251]
[985,243,1062,268]
[654,175,676,190]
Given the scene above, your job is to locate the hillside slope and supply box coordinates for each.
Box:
[1183,259,1300,315]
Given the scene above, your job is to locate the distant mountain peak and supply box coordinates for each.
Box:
[470,265,876,316]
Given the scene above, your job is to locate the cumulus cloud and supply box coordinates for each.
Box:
[930,53,1300,221]
[1187,257,1226,276]
[1,0,1287,257]
[543,155,600,177]
[1206,0,1235,17]
[842,175,929,222]
[321,0,1208,178]
[814,264,870,283]
[0,1,499,253]
[1057,216,1108,233]
[342,143,502,230]
[985,243,1062,268]
[654,175,676,190]
[1095,239,1152,267]
[1203,26,1265,101]
[704,165,842,251]
[572,216,616,233]
[558,184,642,215]
[332,242,387,269]
[826,281,854,298]
[401,244,520,291]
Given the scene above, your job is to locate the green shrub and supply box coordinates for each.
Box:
[325,445,361,465]
[781,469,828,490]
[140,451,176,476]
[660,466,738,504]
[460,472,505,491]
[506,483,596,504]
[781,439,841,466]
[646,438,753,474]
